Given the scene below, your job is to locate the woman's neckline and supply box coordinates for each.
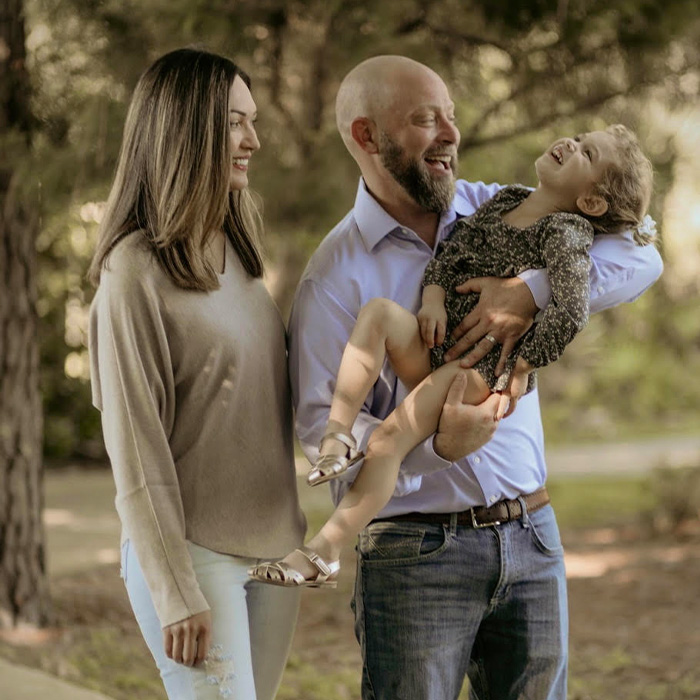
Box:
[204,232,227,276]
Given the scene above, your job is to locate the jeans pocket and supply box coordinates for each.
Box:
[526,506,564,557]
[120,539,130,582]
[358,522,449,567]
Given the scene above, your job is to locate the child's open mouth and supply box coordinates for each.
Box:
[551,146,564,164]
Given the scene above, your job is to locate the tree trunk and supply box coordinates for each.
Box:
[0,0,51,628]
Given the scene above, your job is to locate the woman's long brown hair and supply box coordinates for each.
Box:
[88,48,264,290]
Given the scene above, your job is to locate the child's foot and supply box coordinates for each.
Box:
[307,432,364,486]
[247,542,340,588]
[319,433,349,458]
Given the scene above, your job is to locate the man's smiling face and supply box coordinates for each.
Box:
[376,71,460,213]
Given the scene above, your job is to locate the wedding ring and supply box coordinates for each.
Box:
[484,334,497,345]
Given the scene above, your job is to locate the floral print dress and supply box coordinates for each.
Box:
[423,185,594,392]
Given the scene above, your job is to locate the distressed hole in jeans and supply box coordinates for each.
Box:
[204,644,235,698]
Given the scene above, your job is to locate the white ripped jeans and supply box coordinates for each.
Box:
[121,539,300,700]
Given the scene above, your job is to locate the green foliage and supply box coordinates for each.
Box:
[539,289,700,441]
[19,0,700,457]
[548,474,655,530]
[644,464,700,531]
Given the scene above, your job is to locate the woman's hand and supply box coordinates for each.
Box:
[417,302,448,348]
[497,356,534,419]
[163,609,212,667]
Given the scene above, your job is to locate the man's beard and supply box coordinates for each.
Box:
[379,132,456,213]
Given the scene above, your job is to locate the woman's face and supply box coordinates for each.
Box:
[228,75,260,191]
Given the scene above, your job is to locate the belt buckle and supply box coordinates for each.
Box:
[470,507,501,529]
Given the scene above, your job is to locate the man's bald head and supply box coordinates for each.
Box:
[335,55,459,216]
[335,56,446,154]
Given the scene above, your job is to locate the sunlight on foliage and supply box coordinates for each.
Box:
[15,0,700,456]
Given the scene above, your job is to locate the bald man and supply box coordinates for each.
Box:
[288,56,662,700]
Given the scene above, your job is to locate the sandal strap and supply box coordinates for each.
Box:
[320,431,357,453]
[296,546,337,578]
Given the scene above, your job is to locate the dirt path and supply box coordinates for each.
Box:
[544,433,700,478]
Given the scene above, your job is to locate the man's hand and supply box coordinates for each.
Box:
[443,276,537,374]
[434,372,501,462]
[163,609,212,667]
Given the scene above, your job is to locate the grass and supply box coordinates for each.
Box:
[548,473,655,530]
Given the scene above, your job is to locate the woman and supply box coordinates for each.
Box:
[88,48,306,700]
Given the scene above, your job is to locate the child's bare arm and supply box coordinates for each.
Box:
[499,356,535,418]
[417,284,447,348]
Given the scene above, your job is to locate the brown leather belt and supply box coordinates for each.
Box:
[372,487,550,529]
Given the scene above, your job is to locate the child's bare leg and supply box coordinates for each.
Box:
[322,298,432,457]
[286,364,491,578]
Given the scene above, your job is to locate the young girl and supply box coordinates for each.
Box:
[249,124,655,587]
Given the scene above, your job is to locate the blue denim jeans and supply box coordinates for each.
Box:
[353,504,568,700]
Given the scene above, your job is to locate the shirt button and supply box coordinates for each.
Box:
[596,285,604,293]
[473,456,481,464]
[490,495,498,504]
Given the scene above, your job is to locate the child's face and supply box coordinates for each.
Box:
[535,130,617,205]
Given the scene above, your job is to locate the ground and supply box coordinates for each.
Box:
[1,466,699,699]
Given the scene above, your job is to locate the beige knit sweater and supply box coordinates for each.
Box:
[89,234,306,628]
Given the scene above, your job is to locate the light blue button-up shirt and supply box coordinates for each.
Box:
[288,178,663,516]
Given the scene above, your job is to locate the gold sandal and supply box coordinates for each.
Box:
[247,546,339,588]
[307,432,364,487]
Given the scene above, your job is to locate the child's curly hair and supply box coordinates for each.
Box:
[587,124,655,245]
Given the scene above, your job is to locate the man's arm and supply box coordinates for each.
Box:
[288,278,498,497]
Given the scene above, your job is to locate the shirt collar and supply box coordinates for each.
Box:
[437,185,473,242]
[353,178,402,251]
[353,177,474,251]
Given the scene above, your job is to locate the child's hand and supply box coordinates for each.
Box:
[417,304,448,349]
[497,356,534,419]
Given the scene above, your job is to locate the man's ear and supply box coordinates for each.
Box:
[351,117,379,154]
[576,193,608,217]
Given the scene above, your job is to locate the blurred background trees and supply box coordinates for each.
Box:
[0,0,51,627]
[13,0,700,458]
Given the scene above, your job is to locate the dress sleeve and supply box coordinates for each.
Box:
[89,269,209,629]
[516,215,594,368]
[422,222,468,290]
[515,227,663,312]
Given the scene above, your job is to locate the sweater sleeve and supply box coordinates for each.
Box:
[517,214,594,368]
[89,265,210,629]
